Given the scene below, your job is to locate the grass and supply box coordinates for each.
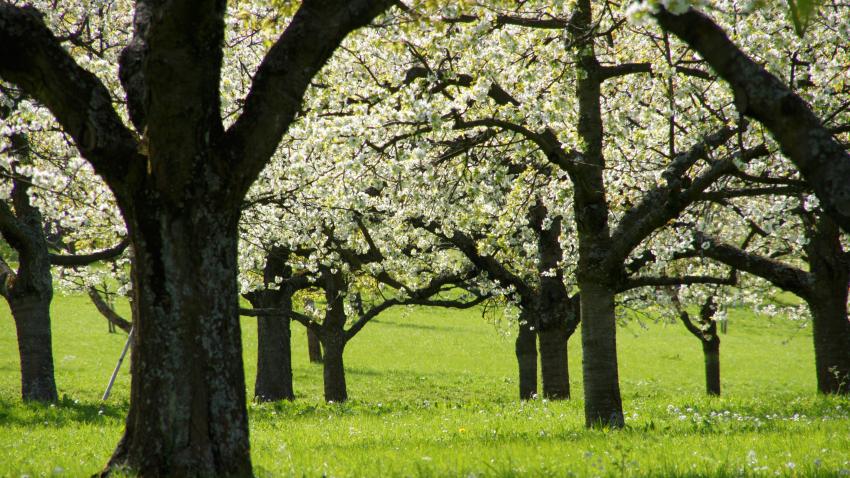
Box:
[1,295,849,477]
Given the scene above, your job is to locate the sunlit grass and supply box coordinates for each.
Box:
[1,295,848,476]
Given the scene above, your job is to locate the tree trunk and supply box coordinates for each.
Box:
[307,327,323,363]
[321,332,347,403]
[10,294,57,402]
[809,295,850,394]
[249,293,294,402]
[579,281,624,427]
[805,216,850,395]
[255,313,294,401]
[515,311,538,400]
[702,337,720,396]
[103,206,251,477]
[538,321,569,400]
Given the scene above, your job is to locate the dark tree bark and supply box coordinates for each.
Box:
[655,7,850,234]
[538,322,569,399]
[515,309,538,400]
[244,247,297,402]
[8,293,56,402]
[531,204,575,400]
[805,217,850,394]
[416,205,579,402]
[809,295,850,394]
[110,206,251,476]
[702,337,721,396]
[0,1,393,474]
[247,293,294,402]
[307,327,323,363]
[317,270,350,403]
[320,331,348,403]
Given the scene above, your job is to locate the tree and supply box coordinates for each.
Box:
[1,93,128,402]
[0,0,394,474]
[239,245,314,402]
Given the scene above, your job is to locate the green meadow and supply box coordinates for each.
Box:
[1,295,849,477]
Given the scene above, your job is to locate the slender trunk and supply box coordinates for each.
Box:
[515,311,538,400]
[250,292,294,402]
[10,294,57,402]
[321,332,347,403]
[809,295,850,394]
[538,321,569,400]
[579,281,624,427]
[307,327,323,363]
[702,337,720,396]
[104,205,251,477]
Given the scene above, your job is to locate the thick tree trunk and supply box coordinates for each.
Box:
[538,322,569,400]
[321,332,347,403]
[515,311,538,400]
[702,337,720,396]
[103,207,251,477]
[307,327,323,363]
[10,294,57,402]
[809,295,850,394]
[579,281,624,427]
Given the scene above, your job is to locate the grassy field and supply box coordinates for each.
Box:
[1,295,849,477]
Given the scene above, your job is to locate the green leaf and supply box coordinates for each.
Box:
[786,0,824,37]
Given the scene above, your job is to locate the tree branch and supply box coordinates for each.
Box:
[0,4,142,192]
[50,238,129,266]
[87,287,132,333]
[693,231,814,299]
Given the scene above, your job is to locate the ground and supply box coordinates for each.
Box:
[1,295,848,477]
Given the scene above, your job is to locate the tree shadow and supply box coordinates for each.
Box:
[0,395,127,427]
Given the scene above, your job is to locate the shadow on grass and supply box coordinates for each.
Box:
[0,395,127,427]
[370,319,455,332]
